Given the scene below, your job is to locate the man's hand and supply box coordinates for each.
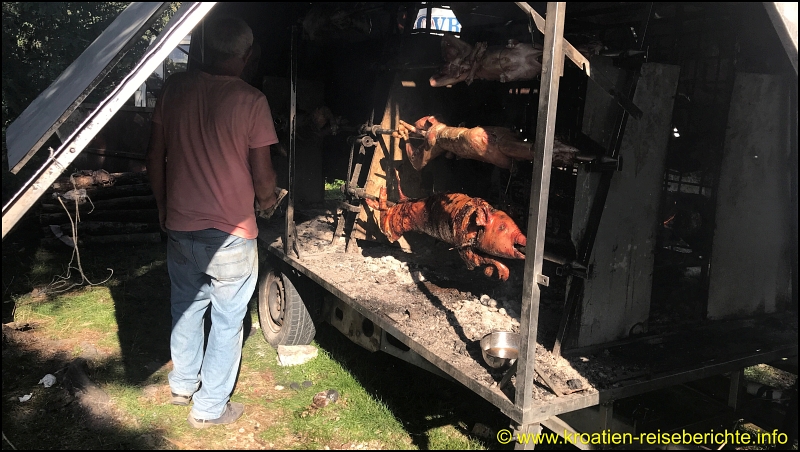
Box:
[256,187,288,220]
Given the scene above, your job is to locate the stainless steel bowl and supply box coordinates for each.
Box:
[480,331,520,368]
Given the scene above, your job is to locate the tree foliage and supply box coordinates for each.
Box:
[3,3,129,126]
[2,2,181,197]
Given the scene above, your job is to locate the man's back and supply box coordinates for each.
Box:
[152,70,278,239]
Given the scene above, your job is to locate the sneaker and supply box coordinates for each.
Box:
[170,392,193,406]
[187,402,244,429]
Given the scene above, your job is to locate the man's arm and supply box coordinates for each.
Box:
[145,124,168,231]
[250,144,277,211]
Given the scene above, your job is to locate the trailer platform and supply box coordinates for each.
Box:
[258,208,797,424]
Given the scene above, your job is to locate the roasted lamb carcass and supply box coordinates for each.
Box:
[430,34,604,87]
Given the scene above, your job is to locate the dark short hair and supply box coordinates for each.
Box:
[204,16,253,63]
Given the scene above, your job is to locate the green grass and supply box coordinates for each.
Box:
[743,363,797,390]
[3,239,504,450]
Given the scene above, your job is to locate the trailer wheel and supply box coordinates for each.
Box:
[257,267,316,347]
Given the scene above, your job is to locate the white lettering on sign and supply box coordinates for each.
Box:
[413,7,462,33]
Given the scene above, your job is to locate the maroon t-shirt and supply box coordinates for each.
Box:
[152,70,278,239]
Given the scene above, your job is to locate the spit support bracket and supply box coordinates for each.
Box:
[536,273,550,287]
[514,2,644,120]
[555,261,591,280]
[359,123,396,137]
[347,134,375,148]
[576,154,624,172]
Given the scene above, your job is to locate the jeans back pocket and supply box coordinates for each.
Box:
[205,237,255,282]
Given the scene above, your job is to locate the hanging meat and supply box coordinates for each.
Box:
[429,34,604,87]
[365,171,527,281]
[429,34,544,87]
[392,115,578,170]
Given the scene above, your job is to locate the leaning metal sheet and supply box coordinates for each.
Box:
[6,2,166,173]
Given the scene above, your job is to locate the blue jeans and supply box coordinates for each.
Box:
[166,228,257,420]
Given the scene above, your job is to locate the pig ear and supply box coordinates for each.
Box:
[442,34,472,62]
[474,203,490,227]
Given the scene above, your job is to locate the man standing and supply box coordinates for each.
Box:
[146,16,278,428]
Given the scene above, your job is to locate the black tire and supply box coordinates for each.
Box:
[257,265,316,347]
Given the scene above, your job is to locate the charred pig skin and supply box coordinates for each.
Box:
[429,34,602,87]
[365,174,527,281]
[430,35,543,87]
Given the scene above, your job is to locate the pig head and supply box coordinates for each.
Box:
[473,202,527,260]
[429,34,543,87]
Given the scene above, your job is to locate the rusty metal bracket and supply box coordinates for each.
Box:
[359,123,395,136]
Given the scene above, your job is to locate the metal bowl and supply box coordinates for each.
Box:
[480,331,521,368]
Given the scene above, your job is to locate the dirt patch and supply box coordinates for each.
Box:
[2,320,297,450]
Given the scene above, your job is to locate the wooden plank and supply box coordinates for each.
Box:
[575,63,680,347]
[706,73,794,318]
[40,195,156,212]
[352,71,431,250]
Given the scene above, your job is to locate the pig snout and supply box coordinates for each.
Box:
[478,210,527,259]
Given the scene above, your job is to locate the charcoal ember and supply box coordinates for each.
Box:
[566,379,583,390]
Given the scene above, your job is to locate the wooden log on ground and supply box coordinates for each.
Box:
[41,232,163,248]
[50,171,149,191]
[43,222,161,237]
[46,183,153,201]
[40,209,160,225]
[40,195,156,213]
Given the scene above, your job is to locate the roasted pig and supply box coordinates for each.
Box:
[365,171,527,281]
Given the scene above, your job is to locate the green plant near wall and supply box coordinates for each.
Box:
[324,179,346,201]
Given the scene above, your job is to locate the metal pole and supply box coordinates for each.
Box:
[516,2,566,415]
[284,25,298,257]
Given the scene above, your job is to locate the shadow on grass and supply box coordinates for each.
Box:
[2,322,173,449]
[308,321,515,450]
[1,224,174,449]
[0,223,263,450]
